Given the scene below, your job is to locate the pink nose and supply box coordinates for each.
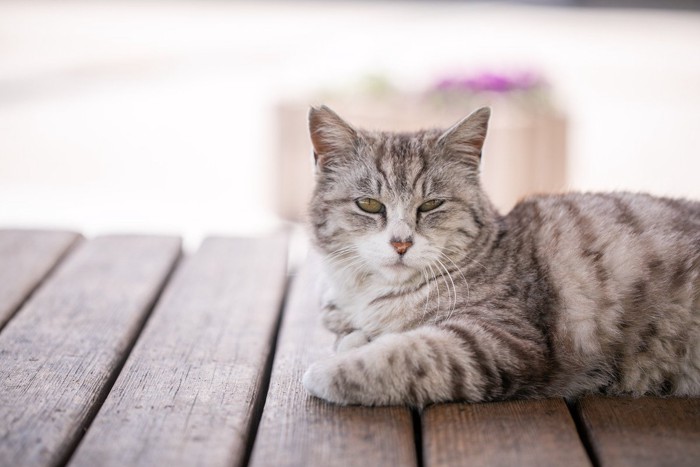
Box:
[390,241,413,255]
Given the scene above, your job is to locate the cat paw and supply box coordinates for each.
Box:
[302,360,346,404]
[336,330,370,352]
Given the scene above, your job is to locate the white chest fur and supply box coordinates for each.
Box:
[321,261,428,338]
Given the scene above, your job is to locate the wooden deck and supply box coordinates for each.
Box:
[1,229,698,467]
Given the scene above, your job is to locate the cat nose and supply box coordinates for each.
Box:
[390,240,413,255]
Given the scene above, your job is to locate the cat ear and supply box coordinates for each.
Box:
[438,107,491,167]
[308,105,358,169]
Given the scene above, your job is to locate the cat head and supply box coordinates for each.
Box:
[308,106,494,286]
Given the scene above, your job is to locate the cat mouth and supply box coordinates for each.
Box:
[383,260,410,270]
[379,261,421,284]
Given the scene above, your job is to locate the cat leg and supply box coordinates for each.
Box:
[304,320,545,406]
[321,302,370,352]
[303,324,501,406]
[321,302,355,335]
[335,329,370,352]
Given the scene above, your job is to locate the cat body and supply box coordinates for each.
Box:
[303,106,700,406]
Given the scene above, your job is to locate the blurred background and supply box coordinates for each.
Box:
[2,1,699,250]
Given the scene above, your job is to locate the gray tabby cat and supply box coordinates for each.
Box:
[302,105,700,406]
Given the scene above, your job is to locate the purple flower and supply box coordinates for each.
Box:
[432,71,544,94]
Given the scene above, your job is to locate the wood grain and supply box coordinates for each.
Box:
[0,229,81,330]
[69,236,288,467]
[576,396,700,467]
[249,254,418,467]
[0,235,181,467]
[423,399,591,467]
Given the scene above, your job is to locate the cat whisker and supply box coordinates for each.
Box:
[358,266,372,285]
[431,259,450,323]
[331,256,362,271]
[441,246,488,271]
[325,255,360,274]
[419,266,431,325]
[326,244,356,255]
[426,261,440,315]
[327,247,376,286]
[428,258,451,323]
[439,251,471,306]
[435,257,458,321]
[325,246,358,262]
[332,256,366,279]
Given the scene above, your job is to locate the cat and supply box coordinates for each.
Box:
[302,105,700,407]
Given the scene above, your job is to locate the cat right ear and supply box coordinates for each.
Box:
[308,105,357,170]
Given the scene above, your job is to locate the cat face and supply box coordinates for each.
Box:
[308,106,491,285]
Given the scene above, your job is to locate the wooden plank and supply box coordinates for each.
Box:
[249,254,418,467]
[0,229,81,330]
[0,235,180,467]
[69,236,288,467]
[423,399,592,467]
[576,396,700,467]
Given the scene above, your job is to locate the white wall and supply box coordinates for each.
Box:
[1,1,699,247]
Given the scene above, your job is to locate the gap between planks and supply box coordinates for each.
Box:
[574,395,700,467]
[567,397,601,467]
[239,266,292,467]
[0,235,181,467]
[249,253,418,467]
[422,398,592,467]
[57,250,183,467]
[0,229,82,332]
[68,236,288,467]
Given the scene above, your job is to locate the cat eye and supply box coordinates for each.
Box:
[418,199,444,212]
[356,198,385,214]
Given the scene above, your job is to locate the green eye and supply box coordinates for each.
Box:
[418,199,444,212]
[356,198,384,214]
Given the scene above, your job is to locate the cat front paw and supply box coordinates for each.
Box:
[302,359,348,404]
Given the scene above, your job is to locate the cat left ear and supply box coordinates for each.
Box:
[438,107,491,167]
[308,105,358,170]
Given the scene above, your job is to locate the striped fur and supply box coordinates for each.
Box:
[303,106,700,406]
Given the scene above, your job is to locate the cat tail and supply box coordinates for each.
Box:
[303,321,539,406]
